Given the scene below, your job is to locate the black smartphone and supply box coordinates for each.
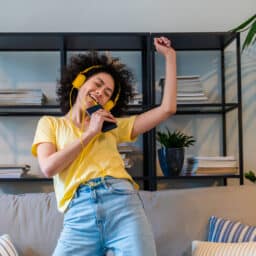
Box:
[86,104,117,132]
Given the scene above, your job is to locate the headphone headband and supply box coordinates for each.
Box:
[80,65,102,75]
[72,65,102,89]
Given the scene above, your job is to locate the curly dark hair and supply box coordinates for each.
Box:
[56,51,135,116]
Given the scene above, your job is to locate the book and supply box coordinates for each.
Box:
[196,167,238,175]
[0,89,47,106]
[177,75,201,79]
[196,161,237,168]
[193,156,236,161]
[0,170,29,178]
[0,164,30,178]
[177,96,208,101]
[0,164,30,170]
[177,92,206,97]
[0,173,24,179]
[186,156,238,174]
[159,75,209,104]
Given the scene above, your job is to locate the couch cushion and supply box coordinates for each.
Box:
[0,234,18,256]
[208,215,256,242]
[192,240,256,256]
[0,193,63,256]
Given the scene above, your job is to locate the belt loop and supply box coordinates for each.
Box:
[101,176,108,189]
[90,187,97,202]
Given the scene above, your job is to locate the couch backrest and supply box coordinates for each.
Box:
[0,193,63,256]
[0,185,256,256]
[140,185,256,256]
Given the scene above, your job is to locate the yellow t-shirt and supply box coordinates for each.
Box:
[31,115,139,213]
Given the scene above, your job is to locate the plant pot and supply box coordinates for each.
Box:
[158,147,185,176]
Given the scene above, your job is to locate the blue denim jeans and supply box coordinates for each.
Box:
[53,177,157,256]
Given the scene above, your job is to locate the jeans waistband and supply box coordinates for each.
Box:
[79,176,131,190]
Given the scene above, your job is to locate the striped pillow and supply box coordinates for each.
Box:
[192,240,256,256]
[0,235,18,256]
[208,216,256,242]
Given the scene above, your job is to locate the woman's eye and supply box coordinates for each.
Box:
[104,91,111,98]
[95,83,101,88]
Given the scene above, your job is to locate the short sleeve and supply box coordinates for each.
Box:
[116,115,138,143]
[31,116,56,157]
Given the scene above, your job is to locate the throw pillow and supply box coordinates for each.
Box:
[0,234,18,256]
[192,240,256,256]
[208,215,256,242]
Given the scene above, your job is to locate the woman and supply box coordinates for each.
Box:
[32,36,176,256]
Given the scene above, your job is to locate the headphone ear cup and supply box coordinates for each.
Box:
[72,74,86,89]
[104,101,114,111]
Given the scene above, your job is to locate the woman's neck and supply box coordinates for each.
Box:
[65,103,89,130]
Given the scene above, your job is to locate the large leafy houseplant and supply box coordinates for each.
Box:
[156,129,195,176]
[232,14,256,181]
[231,14,256,50]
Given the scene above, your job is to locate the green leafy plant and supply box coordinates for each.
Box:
[156,128,196,148]
[245,170,256,183]
[231,14,256,50]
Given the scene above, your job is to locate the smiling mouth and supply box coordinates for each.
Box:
[88,93,99,105]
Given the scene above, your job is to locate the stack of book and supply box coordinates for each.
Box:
[117,143,143,177]
[118,144,135,169]
[128,84,142,105]
[0,164,30,178]
[0,89,47,106]
[158,75,208,104]
[120,153,133,169]
[185,156,238,175]
[177,75,208,104]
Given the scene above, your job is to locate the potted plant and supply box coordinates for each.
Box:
[156,128,195,176]
[231,14,256,50]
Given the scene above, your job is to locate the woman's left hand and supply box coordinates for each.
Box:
[154,36,175,57]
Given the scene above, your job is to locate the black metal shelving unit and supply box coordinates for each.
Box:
[0,32,244,190]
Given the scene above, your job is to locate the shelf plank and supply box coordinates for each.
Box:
[0,32,237,51]
[176,103,239,114]
[0,103,239,116]
[156,174,241,180]
[65,33,148,50]
[151,32,237,50]
[0,34,62,51]
[0,33,149,51]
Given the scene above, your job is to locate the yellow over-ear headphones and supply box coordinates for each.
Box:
[72,65,102,89]
[104,85,121,111]
[72,65,121,111]
[69,64,121,139]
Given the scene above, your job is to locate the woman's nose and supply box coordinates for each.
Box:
[95,88,103,97]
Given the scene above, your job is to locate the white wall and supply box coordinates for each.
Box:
[0,0,255,32]
[0,0,255,192]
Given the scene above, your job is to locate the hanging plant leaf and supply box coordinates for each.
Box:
[231,14,256,50]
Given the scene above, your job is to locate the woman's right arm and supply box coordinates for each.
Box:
[37,130,95,178]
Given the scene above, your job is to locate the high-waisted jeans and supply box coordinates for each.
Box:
[53,176,157,256]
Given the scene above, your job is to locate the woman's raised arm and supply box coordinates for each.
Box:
[131,36,177,139]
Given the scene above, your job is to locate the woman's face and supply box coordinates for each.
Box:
[77,72,115,108]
